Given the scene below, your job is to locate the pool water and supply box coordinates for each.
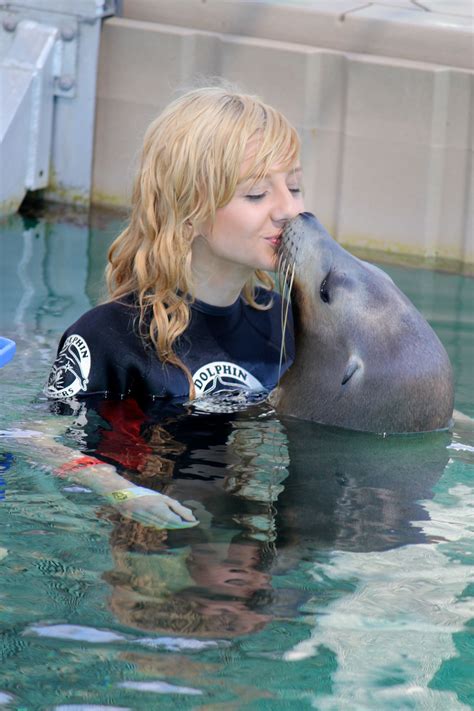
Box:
[0,209,473,710]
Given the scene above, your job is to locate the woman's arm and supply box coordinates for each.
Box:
[1,423,198,530]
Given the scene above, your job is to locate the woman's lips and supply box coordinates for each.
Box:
[265,235,281,246]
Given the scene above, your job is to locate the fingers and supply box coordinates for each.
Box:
[162,495,198,523]
[130,506,199,530]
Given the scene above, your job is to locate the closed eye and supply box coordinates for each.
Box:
[245,187,301,201]
[245,192,267,201]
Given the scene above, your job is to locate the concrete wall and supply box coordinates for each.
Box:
[91,1,473,266]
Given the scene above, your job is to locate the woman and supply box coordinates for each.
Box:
[44,86,304,404]
[35,86,304,526]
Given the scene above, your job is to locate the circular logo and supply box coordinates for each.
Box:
[44,334,91,399]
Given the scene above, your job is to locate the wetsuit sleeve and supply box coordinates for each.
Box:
[43,301,150,401]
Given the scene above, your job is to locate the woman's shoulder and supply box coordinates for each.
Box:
[66,295,140,334]
[45,295,147,401]
[54,296,143,362]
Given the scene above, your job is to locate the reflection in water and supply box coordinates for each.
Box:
[63,398,451,641]
[276,418,451,552]
[0,208,122,337]
[283,462,474,710]
[106,530,273,637]
[1,215,91,337]
[93,407,290,639]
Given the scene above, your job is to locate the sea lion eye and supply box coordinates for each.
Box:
[320,277,330,303]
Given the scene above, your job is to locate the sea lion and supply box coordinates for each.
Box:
[274,212,454,433]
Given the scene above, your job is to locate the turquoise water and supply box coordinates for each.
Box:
[0,209,473,710]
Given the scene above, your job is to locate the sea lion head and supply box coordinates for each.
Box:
[275,212,454,433]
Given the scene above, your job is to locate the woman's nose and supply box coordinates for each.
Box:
[271,186,302,225]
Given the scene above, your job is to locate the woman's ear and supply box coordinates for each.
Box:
[184,219,198,240]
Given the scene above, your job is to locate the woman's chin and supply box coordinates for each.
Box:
[266,255,280,273]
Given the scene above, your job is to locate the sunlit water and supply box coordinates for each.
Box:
[0,208,472,710]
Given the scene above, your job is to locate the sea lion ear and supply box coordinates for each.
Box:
[341,356,361,386]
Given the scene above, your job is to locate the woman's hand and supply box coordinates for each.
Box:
[110,487,198,529]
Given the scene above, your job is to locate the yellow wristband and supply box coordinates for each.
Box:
[107,486,155,503]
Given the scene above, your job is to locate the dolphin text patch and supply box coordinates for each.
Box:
[193,361,263,397]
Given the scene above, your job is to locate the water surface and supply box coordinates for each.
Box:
[0,209,472,709]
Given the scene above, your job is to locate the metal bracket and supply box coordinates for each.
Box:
[0,1,118,213]
[1,1,117,98]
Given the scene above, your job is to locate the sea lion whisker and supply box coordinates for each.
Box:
[279,259,291,319]
[278,263,296,382]
[277,252,292,304]
[277,252,287,294]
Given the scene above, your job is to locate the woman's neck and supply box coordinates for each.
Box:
[191,238,253,307]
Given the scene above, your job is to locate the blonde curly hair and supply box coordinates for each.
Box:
[106,86,300,396]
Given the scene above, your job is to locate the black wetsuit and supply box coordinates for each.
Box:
[44,290,294,405]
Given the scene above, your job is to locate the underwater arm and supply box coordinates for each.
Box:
[0,424,198,529]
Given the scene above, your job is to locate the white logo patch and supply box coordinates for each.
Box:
[44,334,91,399]
[193,361,263,397]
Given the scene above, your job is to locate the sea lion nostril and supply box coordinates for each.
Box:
[341,357,360,386]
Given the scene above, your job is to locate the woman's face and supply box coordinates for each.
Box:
[195,153,305,275]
